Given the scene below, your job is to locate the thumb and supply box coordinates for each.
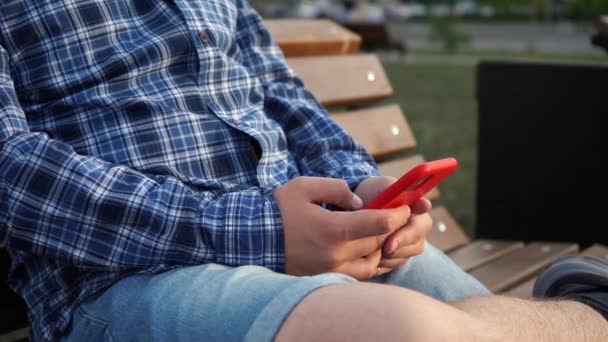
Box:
[410,197,432,215]
[302,177,363,211]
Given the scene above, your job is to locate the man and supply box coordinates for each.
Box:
[0,1,606,341]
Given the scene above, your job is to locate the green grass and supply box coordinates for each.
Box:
[380,62,479,236]
[409,47,608,64]
[380,51,606,237]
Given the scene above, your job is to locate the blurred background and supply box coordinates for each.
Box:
[251,0,608,236]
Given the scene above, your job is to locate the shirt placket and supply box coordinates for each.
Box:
[169,0,289,188]
[171,1,227,120]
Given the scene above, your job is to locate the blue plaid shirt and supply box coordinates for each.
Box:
[0,0,378,341]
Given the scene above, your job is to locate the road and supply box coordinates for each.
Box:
[387,21,605,54]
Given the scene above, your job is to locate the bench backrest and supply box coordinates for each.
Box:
[266,18,608,297]
[267,18,465,241]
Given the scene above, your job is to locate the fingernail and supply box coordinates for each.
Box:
[351,194,363,209]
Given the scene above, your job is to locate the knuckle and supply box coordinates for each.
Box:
[327,178,347,191]
[290,176,307,189]
[402,205,412,218]
[335,180,351,199]
[410,228,423,242]
[335,178,349,189]
[324,250,343,269]
[376,215,393,234]
[327,214,348,241]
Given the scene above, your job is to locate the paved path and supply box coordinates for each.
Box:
[388,21,605,54]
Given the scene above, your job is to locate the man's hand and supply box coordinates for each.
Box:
[274,177,411,280]
[355,176,433,275]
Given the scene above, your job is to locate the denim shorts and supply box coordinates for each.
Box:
[61,242,490,342]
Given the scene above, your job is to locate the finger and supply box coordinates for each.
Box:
[356,176,397,204]
[342,238,382,261]
[333,249,382,280]
[383,214,432,255]
[376,267,393,276]
[379,257,410,269]
[341,233,390,261]
[333,205,411,241]
[410,197,432,215]
[301,177,363,210]
[384,239,426,260]
[334,250,382,280]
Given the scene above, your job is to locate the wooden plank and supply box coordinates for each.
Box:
[376,155,441,201]
[287,54,393,108]
[579,244,608,259]
[331,105,416,160]
[341,22,402,51]
[427,206,471,253]
[448,239,525,272]
[469,242,579,293]
[504,276,537,298]
[502,244,608,298]
[265,19,361,57]
[0,327,29,342]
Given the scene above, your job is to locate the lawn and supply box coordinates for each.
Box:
[381,51,607,237]
[380,61,479,236]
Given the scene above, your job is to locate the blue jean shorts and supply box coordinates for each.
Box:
[61,242,490,342]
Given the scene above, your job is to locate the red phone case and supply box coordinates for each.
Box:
[362,158,458,210]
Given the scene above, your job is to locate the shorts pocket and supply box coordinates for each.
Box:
[61,307,113,342]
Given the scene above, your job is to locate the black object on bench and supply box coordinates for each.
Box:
[475,60,607,248]
[341,21,406,53]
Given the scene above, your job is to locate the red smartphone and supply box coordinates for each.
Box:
[362,158,458,210]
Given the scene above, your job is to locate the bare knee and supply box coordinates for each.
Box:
[275,282,489,342]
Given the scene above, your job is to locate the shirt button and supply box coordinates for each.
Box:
[199,31,209,44]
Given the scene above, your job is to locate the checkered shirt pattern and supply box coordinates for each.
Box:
[0,0,379,340]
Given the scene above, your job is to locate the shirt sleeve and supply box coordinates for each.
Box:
[234,0,381,190]
[0,44,285,272]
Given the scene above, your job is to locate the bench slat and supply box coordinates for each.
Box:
[376,155,441,201]
[469,242,579,293]
[448,239,525,272]
[332,105,416,160]
[497,244,608,298]
[427,206,471,253]
[0,327,29,342]
[579,244,608,259]
[287,54,393,108]
[265,19,361,57]
[504,276,537,298]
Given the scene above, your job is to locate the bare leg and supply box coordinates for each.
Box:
[452,295,608,342]
[276,283,498,342]
[276,283,608,342]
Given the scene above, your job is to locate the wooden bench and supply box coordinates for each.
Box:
[265,18,608,298]
[2,17,607,342]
